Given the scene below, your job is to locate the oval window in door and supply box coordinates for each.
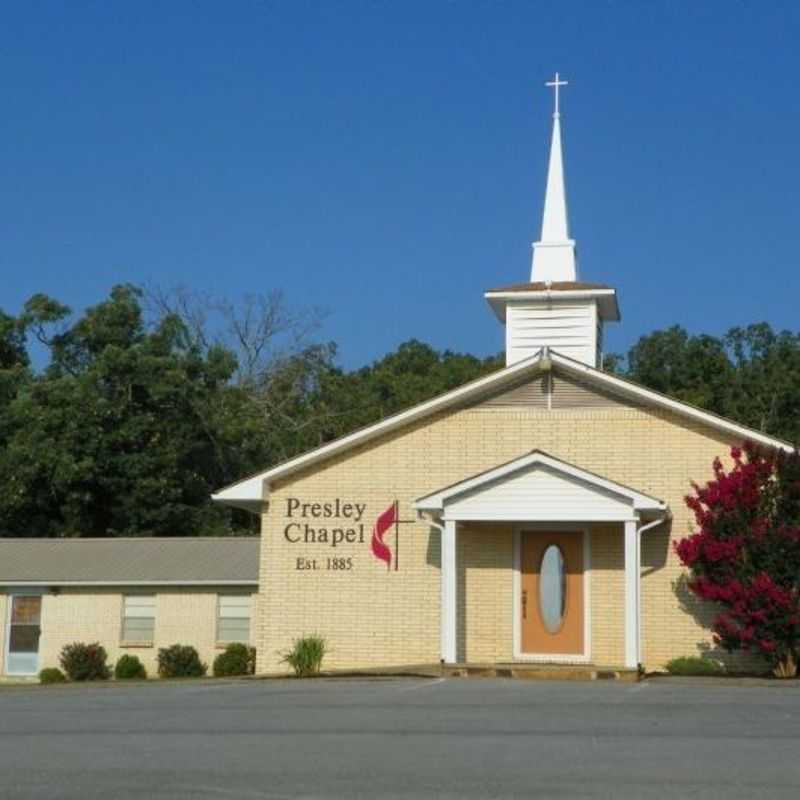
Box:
[539,545,567,633]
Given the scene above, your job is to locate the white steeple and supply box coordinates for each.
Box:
[484,73,620,369]
[530,73,577,282]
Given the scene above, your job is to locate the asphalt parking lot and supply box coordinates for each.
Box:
[1,676,799,799]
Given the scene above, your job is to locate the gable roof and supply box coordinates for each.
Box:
[212,348,792,510]
[415,449,667,515]
[0,537,260,586]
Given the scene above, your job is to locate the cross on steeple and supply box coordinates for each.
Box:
[545,72,568,117]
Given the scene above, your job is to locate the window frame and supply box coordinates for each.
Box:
[4,589,45,676]
[120,593,156,647]
[215,594,251,646]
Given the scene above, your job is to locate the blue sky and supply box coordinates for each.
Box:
[1,1,798,368]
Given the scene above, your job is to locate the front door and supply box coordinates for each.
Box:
[5,594,43,676]
[520,531,584,656]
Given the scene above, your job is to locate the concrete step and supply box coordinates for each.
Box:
[443,663,640,682]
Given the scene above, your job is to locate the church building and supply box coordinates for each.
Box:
[213,74,790,676]
[0,76,791,679]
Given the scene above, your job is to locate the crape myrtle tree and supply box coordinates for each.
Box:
[675,443,800,677]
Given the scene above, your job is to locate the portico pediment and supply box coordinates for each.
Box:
[414,450,666,522]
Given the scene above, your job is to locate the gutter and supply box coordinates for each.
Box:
[0,580,259,588]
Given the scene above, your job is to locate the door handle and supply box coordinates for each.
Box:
[522,590,528,620]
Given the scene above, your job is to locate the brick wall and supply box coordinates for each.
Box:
[0,587,256,677]
[255,398,756,673]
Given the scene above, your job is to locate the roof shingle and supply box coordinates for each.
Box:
[0,537,259,585]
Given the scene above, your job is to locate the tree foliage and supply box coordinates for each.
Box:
[675,444,800,677]
[0,286,244,537]
[0,282,797,539]
[0,286,500,537]
[611,324,800,443]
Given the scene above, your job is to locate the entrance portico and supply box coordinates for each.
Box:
[415,451,668,669]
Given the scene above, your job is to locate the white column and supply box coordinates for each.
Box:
[623,519,639,669]
[441,519,457,664]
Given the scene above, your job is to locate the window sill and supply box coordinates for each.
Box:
[215,642,250,649]
[119,641,154,649]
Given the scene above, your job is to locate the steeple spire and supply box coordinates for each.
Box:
[531,72,577,282]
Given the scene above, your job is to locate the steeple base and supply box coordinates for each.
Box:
[531,240,577,283]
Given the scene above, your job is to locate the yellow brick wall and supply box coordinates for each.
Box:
[591,524,626,666]
[458,522,513,663]
[0,587,256,677]
[256,401,750,673]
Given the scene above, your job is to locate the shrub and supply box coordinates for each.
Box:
[281,635,326,677]
[114,654,147,680]
[39,667,67,684]
[157,644,207,678]
[665,656,724,677]
[213,643,256,677]
[675,443,800,678]
[59,642,111,681]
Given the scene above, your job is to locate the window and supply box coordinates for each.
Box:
[121,595,155,643]
[217,595,251,644]
[6,595,43,675]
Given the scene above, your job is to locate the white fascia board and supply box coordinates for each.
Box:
[212,350,546,505]
[485,290,620,322]
[549,352,794,453]
[415,451,666,512]
[0,580,259,588]
[208,493,264,512]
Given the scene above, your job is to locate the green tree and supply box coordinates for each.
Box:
[623,326,733,410]
[0,286,242,537]
[0,310,28,370]
[298,340,503,448]
[723,324,800,442]
[610,323,800,443]
[2,278,796,539]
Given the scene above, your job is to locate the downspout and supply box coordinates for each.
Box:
[635,512,671,668]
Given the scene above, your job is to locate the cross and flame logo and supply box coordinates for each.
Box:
[369,500,414,572]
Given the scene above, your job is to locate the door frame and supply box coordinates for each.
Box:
[4,588,45,677]
[512,524,591,663]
